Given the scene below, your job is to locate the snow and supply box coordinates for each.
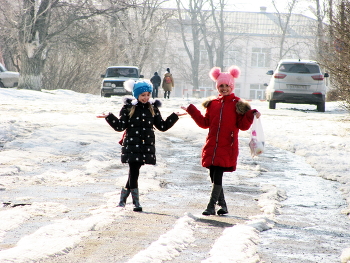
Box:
[127,213,196,263]
[1,88,350,262]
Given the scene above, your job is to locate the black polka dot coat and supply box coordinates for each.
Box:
[105,97,179,165]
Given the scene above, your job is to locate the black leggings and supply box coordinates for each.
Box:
[125,162,143,189]
[164,91,170,99]
[209,166,225,186]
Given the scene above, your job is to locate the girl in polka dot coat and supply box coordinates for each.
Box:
[98,80,185,211]
[106,96,179,165]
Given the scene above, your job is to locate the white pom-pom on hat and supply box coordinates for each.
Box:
[124,79,135,92]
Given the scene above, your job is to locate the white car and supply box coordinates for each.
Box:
[0,63,19,88]
[100,66,144,97]
[265,59,329,112]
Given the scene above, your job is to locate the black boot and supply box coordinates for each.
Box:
[117,187,130,207]
[202,184,222,216]
[217,189,228,215]
[130,188,142,212]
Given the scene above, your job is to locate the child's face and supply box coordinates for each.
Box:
[218,84,233,96]
[138,92,151,103]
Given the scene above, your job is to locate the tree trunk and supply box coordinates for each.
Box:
[18,48,45,90]
[17,0,54,91]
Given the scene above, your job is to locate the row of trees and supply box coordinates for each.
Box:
[0,0,179,93]
[319,0,350,110]
[0,0,308,93]
[0,0,349,110]
[1,0,145,92]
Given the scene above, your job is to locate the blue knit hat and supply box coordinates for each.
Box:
[124,80,153,99]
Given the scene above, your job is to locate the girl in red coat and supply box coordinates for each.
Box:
[181,66,261,216]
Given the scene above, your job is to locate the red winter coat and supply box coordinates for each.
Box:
[186,93,257,172]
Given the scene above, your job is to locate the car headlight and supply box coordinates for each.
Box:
[103,82,111,87]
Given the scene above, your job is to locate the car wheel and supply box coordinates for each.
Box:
[317,102,325,112]
[0,81,5,88]
[269,101,276,109]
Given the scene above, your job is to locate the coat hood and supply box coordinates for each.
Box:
[201,96,251,114]
[122,96,162,107]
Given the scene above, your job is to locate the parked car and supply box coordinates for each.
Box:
[0,63,19,88]
[265,59,329,112]
[100,66,144,97]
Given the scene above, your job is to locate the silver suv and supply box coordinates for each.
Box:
[100,66,144,97]
[265,59,329,112]
[0,63,19,88]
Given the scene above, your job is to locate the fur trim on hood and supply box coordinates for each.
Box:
[201,97,251,114]
[122,96,162,107]
[201,96,217,108]
[236,99,251,114]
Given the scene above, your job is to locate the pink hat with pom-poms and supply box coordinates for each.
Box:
[209,66,240,90]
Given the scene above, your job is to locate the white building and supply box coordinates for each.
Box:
[157,7,319,99]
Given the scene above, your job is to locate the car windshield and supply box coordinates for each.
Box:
[106,68,138,78]
[278,63,320,74]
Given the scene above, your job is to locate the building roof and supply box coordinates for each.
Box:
[173,8,318,38]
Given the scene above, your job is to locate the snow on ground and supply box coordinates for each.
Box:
[1,88,350,262]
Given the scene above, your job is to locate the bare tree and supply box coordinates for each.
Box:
[111,0,174,73]
[272,0,299,60]
[205,0,227,69]
[0,1,20,71]
[320,0,350,110]
[199,0,243,70]
[42,17,109,94]
[0,0,129,91]
[175,0,204,91]
[307,0,328,60]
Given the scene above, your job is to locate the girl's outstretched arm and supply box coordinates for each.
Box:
[182,104,210,129]
[97,106,129,132]
[153,108,179,132]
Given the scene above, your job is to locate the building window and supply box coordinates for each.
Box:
[251,48,270,67]
[249,84,265,99]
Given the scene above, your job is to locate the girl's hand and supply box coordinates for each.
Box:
[255,112,261,118]
[180,106,188,111]
[96,112,109,118]
[96,115,108,118]
[175,112,188,116]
